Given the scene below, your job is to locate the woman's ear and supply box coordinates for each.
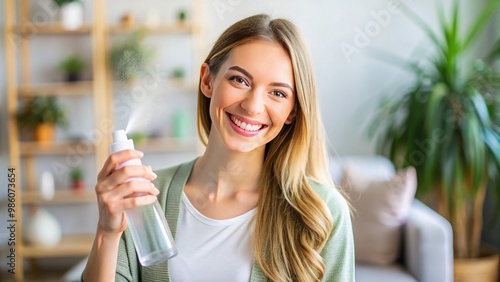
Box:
[285,105,297,124]
[200,63,213,98]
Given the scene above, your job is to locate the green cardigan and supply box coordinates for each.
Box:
[115,159,355,281]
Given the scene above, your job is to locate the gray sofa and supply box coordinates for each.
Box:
[329,156,454,282]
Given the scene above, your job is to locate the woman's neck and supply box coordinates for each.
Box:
[190,136,264,200]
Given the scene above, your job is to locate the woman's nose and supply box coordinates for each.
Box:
[241,89,265,116]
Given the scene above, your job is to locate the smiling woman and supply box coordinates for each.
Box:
[83,14,354,282]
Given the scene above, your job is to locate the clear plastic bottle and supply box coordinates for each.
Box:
[110,130,177,266]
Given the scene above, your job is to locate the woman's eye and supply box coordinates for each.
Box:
[271,90,286,98]
[229,76,248,86]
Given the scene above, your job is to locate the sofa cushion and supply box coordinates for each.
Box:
[356,263,417,282]
[329,156,396,185]
[342,166,417,265]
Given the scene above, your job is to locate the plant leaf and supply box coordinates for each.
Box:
[399,1,446,56]
[462,0,500,52]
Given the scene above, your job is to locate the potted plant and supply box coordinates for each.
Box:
[70,167,84,191]
[53,0,83,30]
[370,1,500,280]
[16,96,69,142]
[129,132,148,146]
[109,30,155,85]
[58,55,85,82]
[177,9,187,27]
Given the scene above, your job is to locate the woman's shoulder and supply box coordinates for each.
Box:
[153,158,197,191]
[154,159,196,180]
[307,178,350,216]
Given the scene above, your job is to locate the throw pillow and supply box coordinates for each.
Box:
[341,166,417,265]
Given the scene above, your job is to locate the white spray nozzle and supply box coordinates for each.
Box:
[110,130,135,153]
[113,130,128,142]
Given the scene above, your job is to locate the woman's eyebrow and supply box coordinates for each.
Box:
[228,66,253,80]
[270,82,294,93]
[228,65,294,93]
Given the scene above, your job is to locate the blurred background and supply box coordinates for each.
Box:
[0,0,499,281]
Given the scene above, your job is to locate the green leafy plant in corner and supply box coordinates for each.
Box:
[370,1,500,259]
[16,96,69,130]
[109,30,155,83]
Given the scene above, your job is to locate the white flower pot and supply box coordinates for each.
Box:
[25,208,62,247]
[59,2,83,30]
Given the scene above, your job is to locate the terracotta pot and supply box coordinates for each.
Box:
[35,123,55,142]
[454,247,499,282]
[72,180,85,191]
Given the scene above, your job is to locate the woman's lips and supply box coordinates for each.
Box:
[227,113,267,136]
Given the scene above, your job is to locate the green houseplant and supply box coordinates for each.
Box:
[371,0,500,269]
[58,55,85,82]
[109,30,155,84]
[53,0,81,6]
[16,96,69,142]
[177,9,187,27]
[70,167,84,190]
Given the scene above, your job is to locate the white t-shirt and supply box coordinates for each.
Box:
[170,192,257,282]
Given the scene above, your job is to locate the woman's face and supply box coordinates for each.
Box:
[201,40,296,153]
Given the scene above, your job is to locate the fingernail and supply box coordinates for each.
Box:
[152,172,158,179]
[154,188,160,195]
[137,151,144,157]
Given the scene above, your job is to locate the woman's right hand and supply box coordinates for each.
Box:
[94,149,159,235]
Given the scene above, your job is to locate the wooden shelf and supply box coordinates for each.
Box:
[22,189,96,205]
[108,24,192,34]
[136,137,199,153]
[19,81,93,97]
[20,140,96,156]
[23,234,94,258]
[13,24,92,35]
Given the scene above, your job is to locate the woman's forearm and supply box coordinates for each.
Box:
[82,229,122,282]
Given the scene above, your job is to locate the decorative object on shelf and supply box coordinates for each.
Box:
[58,54,85,82]
[70,167,85,191]
[171,67,186,80]
[109,30,155,84]
[53,0,83,30]
[16,96,69,142]
[129,131,148,146]
[172,110,192,140]
[25,208,62,247]
[370,1,500,280]
[121,12,134,28]
[144,9,160,29]
[39,171,55,200]
[177,9,187,27]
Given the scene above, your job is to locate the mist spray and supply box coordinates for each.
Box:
[110,130,177,266]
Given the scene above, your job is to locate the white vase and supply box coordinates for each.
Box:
[59,2,83,30]
[25,208,62,247]
[39,171,55,200]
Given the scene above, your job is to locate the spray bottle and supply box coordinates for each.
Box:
[110,130,177,266]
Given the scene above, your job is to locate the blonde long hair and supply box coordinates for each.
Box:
[197,14,335,281]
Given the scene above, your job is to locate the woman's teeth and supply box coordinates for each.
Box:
[230,115,263,132]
